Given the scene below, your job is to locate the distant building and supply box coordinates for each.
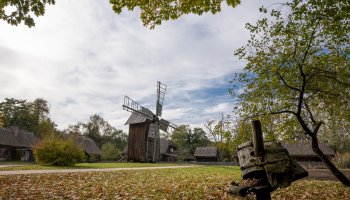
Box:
[194,146,219,162]
[282,141,335,168]
[159,138,177,162]
[0,126,40,161]
[72,135,101,161]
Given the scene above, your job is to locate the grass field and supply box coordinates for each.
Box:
[0,165,349,200]
[0,162,186,171]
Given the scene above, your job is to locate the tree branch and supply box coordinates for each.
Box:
[277,66,301,91]
[303,101,316,124]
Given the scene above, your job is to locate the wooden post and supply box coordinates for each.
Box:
[251,120,271,200]
[251,120,264,157]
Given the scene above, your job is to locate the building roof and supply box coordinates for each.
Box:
[160,138,176,154]
[0,127,40,148]
[282,141,335,157]
[125,112,149,125]
[73,136,101,155]
[194,146,218,158]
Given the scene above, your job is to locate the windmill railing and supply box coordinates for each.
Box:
[123,96,154,119]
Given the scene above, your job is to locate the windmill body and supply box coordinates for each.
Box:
[123,82,177,163]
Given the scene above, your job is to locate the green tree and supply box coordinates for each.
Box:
[110,0,241,29]
[171,125,211,160]
[319,107,350,153]
[28,98,56,138]
[171,124,190,161]
[205,113,236,161]
[0,98,56,138]
[33,136,84,166]
[101,142,122,161]
[65,114,127,151]
[0,0,55,27]
[233,0,350,185]
[0,98,32,129]
[188,127,211,154]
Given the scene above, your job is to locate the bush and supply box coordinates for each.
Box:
[333,152,350,169]
[101,143,121,161]
[33,137,84,166]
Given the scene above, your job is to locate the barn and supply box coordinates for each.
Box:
[194,146,219,162]
[0,126,40,161]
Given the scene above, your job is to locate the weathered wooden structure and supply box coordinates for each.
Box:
[123,81,177,162]
[72,135,101,160]
[283,141,335,162]
[160,138,177,162]
[0,126,40,161]
[229,120,308,199]
[194,146,218,162]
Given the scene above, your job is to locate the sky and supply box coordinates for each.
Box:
[0,0,276,132]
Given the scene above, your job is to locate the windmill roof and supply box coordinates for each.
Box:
[125,112,149,125]
[282,141,335,156]
[194,146,218,158]
[73,136,101,155]
[0,127,40,148]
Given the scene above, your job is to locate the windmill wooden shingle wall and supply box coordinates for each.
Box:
[127,122,150,162]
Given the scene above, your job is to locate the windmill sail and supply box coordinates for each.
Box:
[156,81,167,117]
[123,96,154,119]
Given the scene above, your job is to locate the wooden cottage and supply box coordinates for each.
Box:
[125,112,160,162]
[194,146,219,162]
[0,126,40,161]
[282,141,335,167]
[160,138,177,162]
[73,135,101,161]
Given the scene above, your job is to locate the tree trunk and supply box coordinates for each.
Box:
[311,136,350,186]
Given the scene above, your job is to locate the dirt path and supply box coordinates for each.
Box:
[0,165,197,176]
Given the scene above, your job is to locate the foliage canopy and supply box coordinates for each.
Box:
[0,0,55,27]
[0,98,56,138]
[109,0,241,28]
[232,0,350,185]
[33,136,84,166]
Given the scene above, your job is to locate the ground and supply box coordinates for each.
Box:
[306,169,350,181]
[0,163,349,199]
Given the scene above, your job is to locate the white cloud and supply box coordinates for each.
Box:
[0,0,280,131]
[204,102,233,114]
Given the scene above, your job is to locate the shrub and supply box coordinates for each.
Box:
[33,137,84,166]
[101,143,121,161]
[333,152,350,169]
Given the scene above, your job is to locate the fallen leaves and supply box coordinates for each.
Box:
[0,166,349,200]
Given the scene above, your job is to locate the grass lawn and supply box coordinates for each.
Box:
[0,165,349,199]
[0,161,188,171]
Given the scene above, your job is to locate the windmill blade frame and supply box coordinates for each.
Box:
[123,96,154,120]
[156,81,167,117]
[159,118,178,132]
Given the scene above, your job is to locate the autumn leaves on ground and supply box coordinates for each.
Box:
[0,165,349,200]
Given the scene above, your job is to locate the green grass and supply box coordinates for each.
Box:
[0,165,348,200]
[0,161,190,171]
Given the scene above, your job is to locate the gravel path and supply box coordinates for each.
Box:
[0,165,197,176]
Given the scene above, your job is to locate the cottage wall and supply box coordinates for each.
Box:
[196,157,218,162]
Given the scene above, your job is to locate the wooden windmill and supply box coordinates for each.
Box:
[123,81,178,162]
